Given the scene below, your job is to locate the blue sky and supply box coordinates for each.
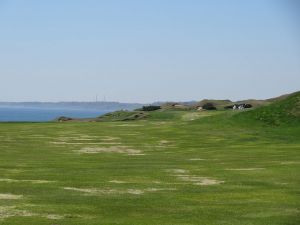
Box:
[0,0,299,103]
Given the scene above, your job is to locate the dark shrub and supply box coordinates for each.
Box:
[142,106,161,111]
[202,103,217,110]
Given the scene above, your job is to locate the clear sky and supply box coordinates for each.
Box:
[0,0,299,103]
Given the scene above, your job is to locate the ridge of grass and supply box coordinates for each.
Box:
[235,91,300,126]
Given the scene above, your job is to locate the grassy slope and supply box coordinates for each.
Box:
[0,97,299,225]
[235,91,300,126]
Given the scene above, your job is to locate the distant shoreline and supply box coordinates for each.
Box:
[0,107,111,122]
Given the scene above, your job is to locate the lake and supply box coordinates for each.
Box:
[0,107,110,122]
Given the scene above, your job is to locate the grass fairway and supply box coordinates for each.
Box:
[0,106,299,224]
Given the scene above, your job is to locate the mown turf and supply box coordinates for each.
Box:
[0,103,299,224]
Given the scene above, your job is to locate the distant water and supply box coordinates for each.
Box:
[0,107,110,122]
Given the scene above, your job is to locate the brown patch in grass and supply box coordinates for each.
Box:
[280,161,300,165]
[168,169,224,186]
[0,206,33,220]
[0,206,63,220]
[100,136,120,141]
[0,178,55,184]
[108,180,127,184]
[0,193,23,200]
[127,153,146,156]
[64,186,175,195]
[176,175,224,185]
[167,169,188,174]
[145,188,177,192]
[159,140,170,144]
[226,168,265,171]
[76,146,141,155]
[127,189,144,195]
[6,169,24,174]
[64,187,143,195]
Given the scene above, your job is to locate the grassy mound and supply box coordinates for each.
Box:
[97,110,148,121]
[237,91,300,126]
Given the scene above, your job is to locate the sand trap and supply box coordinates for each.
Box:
[0,193,23,200]
[76,146,141,155]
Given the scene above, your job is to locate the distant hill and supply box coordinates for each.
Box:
[189,93,295,110]
[1,92,295,112]
[152,101,198,106]
[0,101,143,111]
[53,91,300,123]
[152,94,295,111]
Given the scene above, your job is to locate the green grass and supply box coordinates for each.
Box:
[0,98,299,224]
[235,91,300,126]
